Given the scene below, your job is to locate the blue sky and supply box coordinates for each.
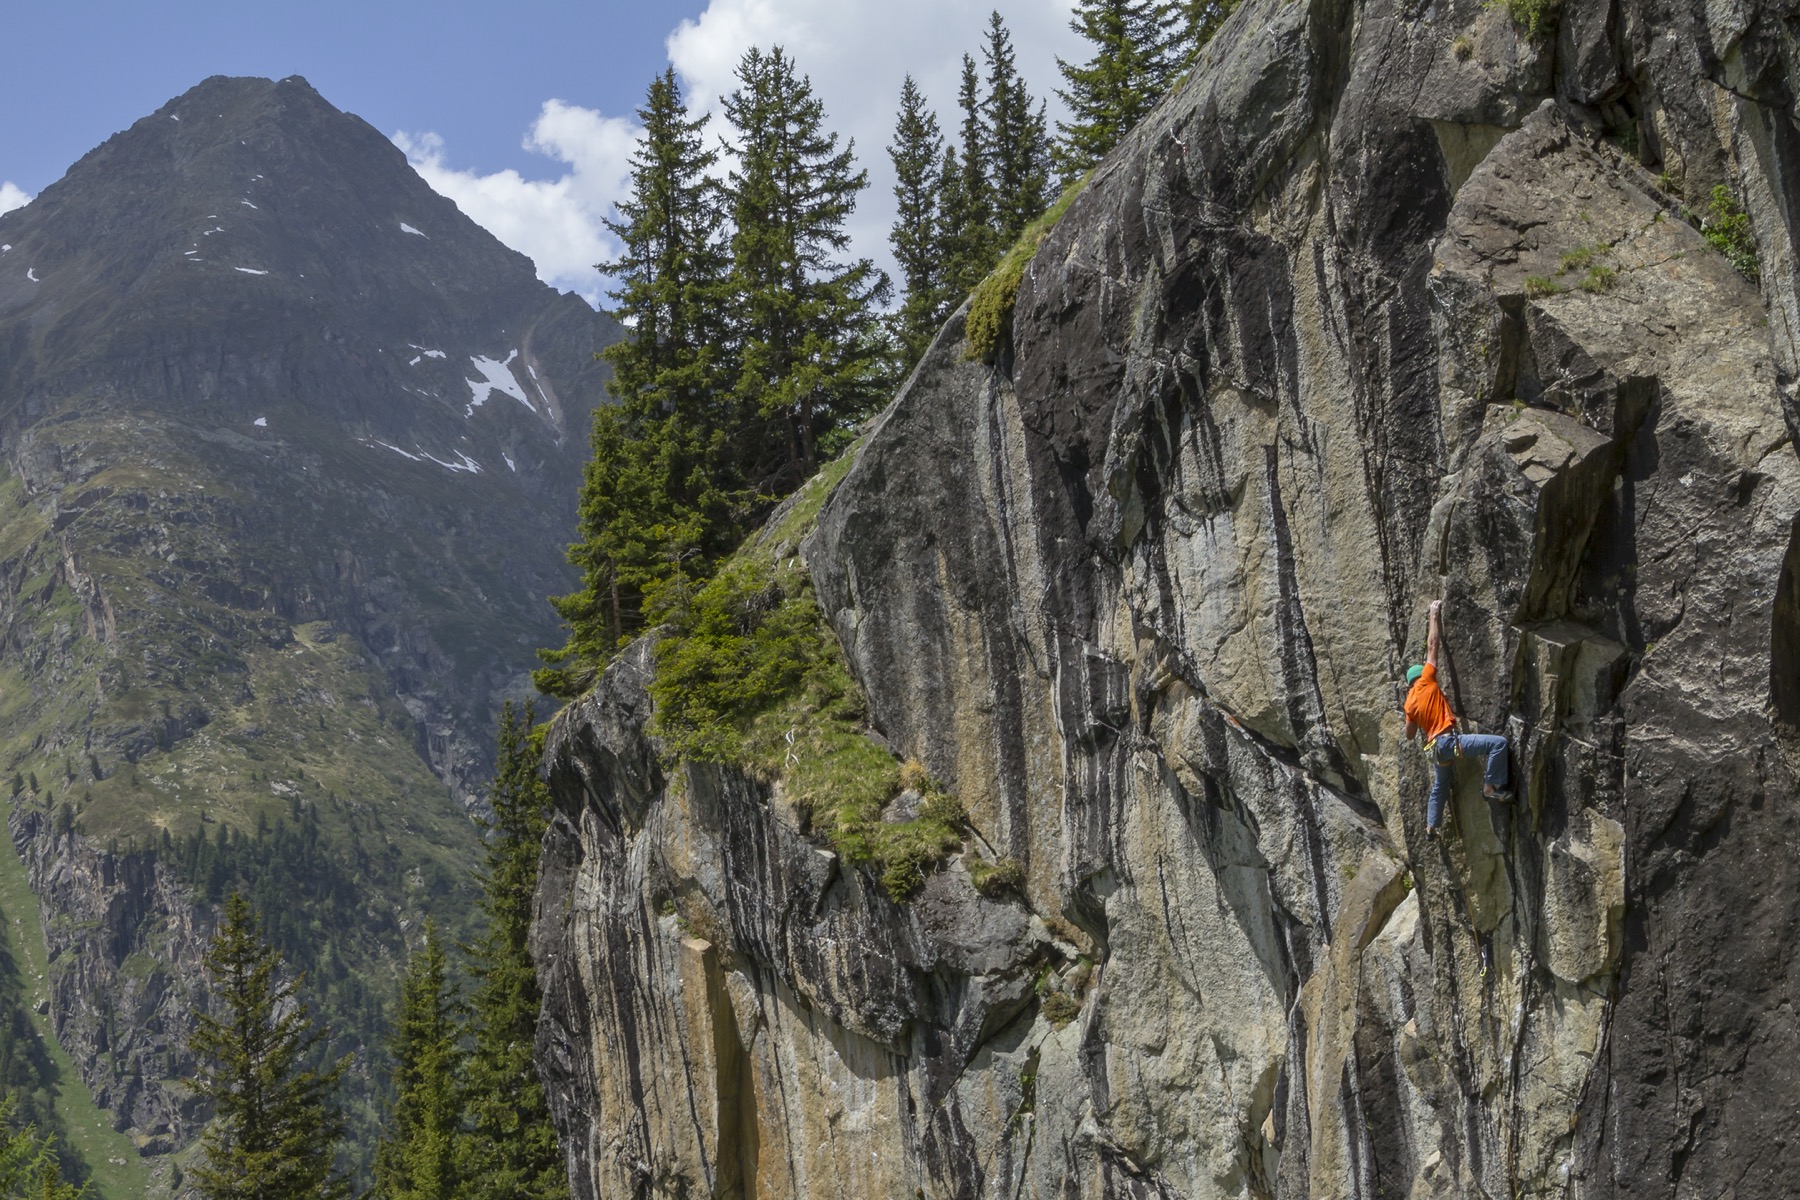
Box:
[0,1,1083,299]
[0,1,707,193]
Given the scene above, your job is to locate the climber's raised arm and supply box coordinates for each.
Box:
[1403,600,1447,743]
[1426,598,1442,667]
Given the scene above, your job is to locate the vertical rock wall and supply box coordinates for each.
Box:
[9,809,209,1155]
[535,2,1800,1196]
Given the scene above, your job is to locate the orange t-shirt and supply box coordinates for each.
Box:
[1404,663,1456,740]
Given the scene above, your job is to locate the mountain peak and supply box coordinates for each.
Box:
[0,75,592,447]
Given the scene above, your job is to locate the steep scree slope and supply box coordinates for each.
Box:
[0,75,616,1177]
[534,3,1800,1198]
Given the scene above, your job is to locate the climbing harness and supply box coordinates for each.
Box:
[1425,729,1461,761]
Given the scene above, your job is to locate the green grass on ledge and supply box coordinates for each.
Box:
[647,447,968,901]
[964,177,1089,364]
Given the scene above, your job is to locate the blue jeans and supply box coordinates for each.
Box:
[1427,732,1509,829]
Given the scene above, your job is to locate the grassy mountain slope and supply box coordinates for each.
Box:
[0,75,619,1191]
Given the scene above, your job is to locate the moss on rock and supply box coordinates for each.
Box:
[647,448,968,902]
[964,178,1088,365]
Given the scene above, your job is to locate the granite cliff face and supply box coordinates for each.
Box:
[533,2,1800,1197]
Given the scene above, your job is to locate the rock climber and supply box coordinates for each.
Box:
[1403,599,1511,836]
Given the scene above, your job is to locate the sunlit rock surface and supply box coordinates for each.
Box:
[535,2,1800,1196]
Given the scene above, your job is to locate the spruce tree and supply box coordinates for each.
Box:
[539,68,732,695]
[372,923,462,1200]
[725,46,891,491]
[934,139,967,291]
[189,892,350,1200]
[887,75,949,369]
[1053,0,1181,183]
[981,11,1052,242]
[461,703,566,1200]
[940,53,1001,297]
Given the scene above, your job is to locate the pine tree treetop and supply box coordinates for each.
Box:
[190,892,351,1200]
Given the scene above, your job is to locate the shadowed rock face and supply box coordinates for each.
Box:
[535,2,1800,1197]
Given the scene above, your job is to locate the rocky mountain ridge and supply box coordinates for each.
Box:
[531,2,1800,1197]
[0,74,616,1187]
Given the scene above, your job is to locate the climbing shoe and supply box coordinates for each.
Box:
[1483,785,1513,802]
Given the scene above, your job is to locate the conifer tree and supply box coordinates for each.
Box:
[887,75,949,369]
[539,69,732,695]
[0,1098,82,1199]
[371,923,462,1200]
[1053,0,1181,183]
[939,53,1001,296]
[189,892,350,1200]
[461,703,566,1200]
[981,12,1052,242]
[934,138,965,281]
[725,46,891,491]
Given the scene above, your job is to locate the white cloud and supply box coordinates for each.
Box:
[0,181,32,217]
[394,100,639,302]
[394,3,1083,303]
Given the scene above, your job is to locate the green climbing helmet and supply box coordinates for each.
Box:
[1406,663,1425,684]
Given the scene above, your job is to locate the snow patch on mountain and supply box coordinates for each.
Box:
[464,351,534,417]
[235,267,268,275]
[365,438,481,474]
[423,449,481,473]
[370,439,423,462]
[400,222,427,238]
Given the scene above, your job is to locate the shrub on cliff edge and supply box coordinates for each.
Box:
[1496,0,1560,38]
[1699,183,1760,283]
